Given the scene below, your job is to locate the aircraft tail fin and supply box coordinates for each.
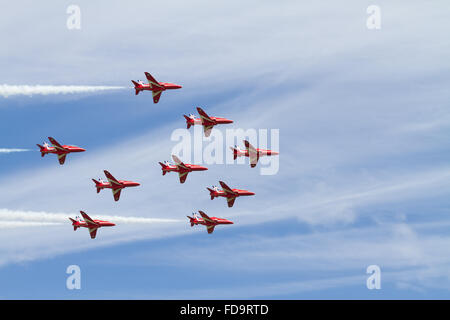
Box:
[187,215,195,227]
[131,81,140,95]
[230,146,238,160]
[92,179,102,193]
[206,187,216,200]
[183,115,192,129]
[158,162,168,175]
[36,144,46,157]
[69,218,78,231]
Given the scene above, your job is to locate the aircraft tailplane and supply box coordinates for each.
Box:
[69,218,78,231]
[92,179,102,193]
[206,188,215,200]
[158,162,168,175]
[36,144,46,157]
[230,147,238,160]
[131,81,140,95]
[183,115,192,129]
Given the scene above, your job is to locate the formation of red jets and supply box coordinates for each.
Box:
[37,72,279,238]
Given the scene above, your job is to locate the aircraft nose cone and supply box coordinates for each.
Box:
[79,148,86,152]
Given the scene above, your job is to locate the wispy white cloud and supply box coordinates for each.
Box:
[112,220,450,298]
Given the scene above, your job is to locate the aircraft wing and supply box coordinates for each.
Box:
[206,225,216,234]
[112,188,122,201]
[198,210,214,223]
[152,90,163,104]
[244,140,257,153]
[227,197,236,208]
[244,140,259,167]
[57,154,67,165]
[203,125,214,137]
[172,155,190,170]
[80,211,99,227]
[145,72,163,88]
[48,137,67,151]
[249,154,259,168]
[178,171,189,184]
[88,227,98,239]
[104,170,122,187]
[197,107,215,125]
[219,181,237,195]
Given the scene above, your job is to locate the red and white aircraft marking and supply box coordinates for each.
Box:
[92,170,140,201]
[37,137,85,165]
[207,181,255,208]
[69,211,115,239]
[187,211,233,234]
[230,139,279,168]
[184,107,233,137]
[131,72,182,103]
[158,155,208,184]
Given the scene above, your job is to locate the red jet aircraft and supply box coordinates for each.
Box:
[230,139,279,168]
[184,107,233,137]
[131,72,182,103]
[69,211,115,239]
[37,137,85,165]
[158,155,208,184]
[187,211,233,234]
[92,170,140,201]
[207,180,255,208]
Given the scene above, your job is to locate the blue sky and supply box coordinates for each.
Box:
[1,1,450,299]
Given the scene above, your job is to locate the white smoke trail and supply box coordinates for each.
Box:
[0,148,30,153]
[0,221,61,229]
[0,208,182,227]
[0,85,126,98]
